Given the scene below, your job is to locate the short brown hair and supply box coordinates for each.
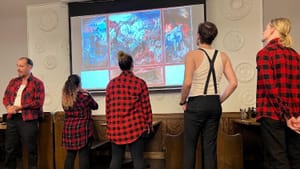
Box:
[198,22,218,45]
[19,57,33,66]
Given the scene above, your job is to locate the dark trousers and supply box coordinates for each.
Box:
[5,114,38,169]
[64,144,90,169]
[183,95,221,169]
[109,136,145,169]
[260,118,300,169]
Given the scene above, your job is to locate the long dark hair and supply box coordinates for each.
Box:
[62,74,81,109]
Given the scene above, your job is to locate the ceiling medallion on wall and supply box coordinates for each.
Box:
[34,38,47,53]
[223,31,245,51]
[39,9,59,32]
[43,55,58,70]
[235,62,255,83]
[222,0,253,21]
[238,89,255,107]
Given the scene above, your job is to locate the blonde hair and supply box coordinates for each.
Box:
[270,17,293,47]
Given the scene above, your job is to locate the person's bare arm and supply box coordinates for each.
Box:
[219,52,238,103]
[180,51,196,109]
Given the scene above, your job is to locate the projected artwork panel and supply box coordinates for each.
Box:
[81,16,108,70]
[163,7,193,64]
[109,10,162,67]
[70,2,205,91]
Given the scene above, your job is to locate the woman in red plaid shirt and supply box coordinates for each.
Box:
[256,17,300,169]
[106,51,153,169]
[61,74,98,169]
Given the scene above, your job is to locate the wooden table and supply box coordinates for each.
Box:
[0,123,6,130]
[232,118,263,169]
[232,118,260,126]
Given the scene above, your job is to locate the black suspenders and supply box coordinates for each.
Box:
[198,48,219,95]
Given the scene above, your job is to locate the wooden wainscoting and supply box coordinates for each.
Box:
[53,111,80,169]
[50,112,243,169]
[21,112,54,169]
[91,113,205,169]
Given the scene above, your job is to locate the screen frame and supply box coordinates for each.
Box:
[68,0,206,93]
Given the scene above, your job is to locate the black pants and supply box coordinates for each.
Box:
[5,114,38,169]
[64,144,90,169]
[109,136,145,169]
[260,118,300,169]
[183,95,221,169]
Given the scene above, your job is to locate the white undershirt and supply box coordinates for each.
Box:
[14,84,26,109]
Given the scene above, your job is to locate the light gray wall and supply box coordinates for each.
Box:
[0,0,59,114]
[263,0,300,52]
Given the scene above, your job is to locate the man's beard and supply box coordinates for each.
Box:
[18,73,26,78]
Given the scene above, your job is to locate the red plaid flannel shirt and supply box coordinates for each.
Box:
[256,38,300,121]
[62,91,98,150]
[3,74,45,121]
[105,71,153,144]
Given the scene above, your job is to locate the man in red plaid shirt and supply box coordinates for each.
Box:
[3,57,45,169]
[106,51,153,169]
[256,18,300,169]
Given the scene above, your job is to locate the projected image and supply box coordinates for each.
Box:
[82,16,108,69]
[71,3,205,90]
[110,67,164,87]
[163,7,193,64]
[109,10,162,67]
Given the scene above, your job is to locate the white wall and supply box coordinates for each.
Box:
[206,0,263,112]
[0,0,60,115]
[263,0,300,52]
[27,2,70,113]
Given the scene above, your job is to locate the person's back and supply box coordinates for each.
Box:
[105,51,152,169]
[256,27,300,121]
[189,48,223,97]
[61,74,98,169]
[106,71,151,144]
[256,17,300,169]
[180,21,237,169]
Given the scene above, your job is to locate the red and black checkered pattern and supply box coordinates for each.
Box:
[256,38,300,121]
[3,74,45,121]
[62,91,98,150]
[105,71,152,145]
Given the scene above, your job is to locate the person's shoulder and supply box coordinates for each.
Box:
[31,74,44,83]
[133,75,148,86]
[218,50,230,60]
[187,49,203,56]
[184,49,204,61]
[77,90,89,98]
[9,76,20,82]
[106,76,119,89]
[288,47,298,55]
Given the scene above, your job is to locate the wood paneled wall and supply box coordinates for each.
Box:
[15,112,242,169]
